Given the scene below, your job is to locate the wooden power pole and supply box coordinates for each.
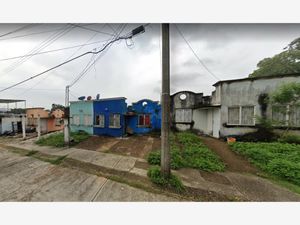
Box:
[161,23,171,177]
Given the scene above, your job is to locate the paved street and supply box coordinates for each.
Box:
[0,148,175,201]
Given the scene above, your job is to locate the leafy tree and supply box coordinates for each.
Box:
[51,103,65,112]
[249,37,300,77]
[270,82,300,131]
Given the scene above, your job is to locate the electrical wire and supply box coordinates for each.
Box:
[69,24,127,87]
[0,38,111,62]
[0,24,34,38]
[2,24,74,74]
[69,24,115,37]
[0,24,141,93]
[174,24,220,81]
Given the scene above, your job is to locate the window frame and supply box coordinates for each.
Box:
[94,114,105,128]
[138,114,151,127]
[227,105,255,126]
[109,113,121,129]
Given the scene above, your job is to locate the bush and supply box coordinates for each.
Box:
[147,132,225,172]
[230,142,300,186]
[147,166,185,193]
[36,131,90,147]
[279,134,300,145]
[267,159,300,185]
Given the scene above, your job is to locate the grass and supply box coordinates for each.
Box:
[147,166,185,193]
[148,131,225,172]
[230,142,300,186]
[35,131,90,147]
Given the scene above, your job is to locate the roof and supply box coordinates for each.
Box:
[70,97,126,103]
[213,73,300,87]
[0,99,26,104]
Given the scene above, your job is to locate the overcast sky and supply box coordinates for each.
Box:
[0,23,300,109]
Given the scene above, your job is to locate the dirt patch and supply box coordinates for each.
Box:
[199,136,258,174]
[134,160,150,170]
[76,136,119,152]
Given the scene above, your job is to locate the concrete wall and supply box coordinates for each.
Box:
[70,101,93,135]
[0,116,22,134]
[192,107,220,138]
[218,75,300,137]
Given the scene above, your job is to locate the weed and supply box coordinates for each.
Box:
[36,131,90,147]
[25,150,38,156]
[147,166,185,193]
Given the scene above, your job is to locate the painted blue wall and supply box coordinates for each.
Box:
[93,98,127,137]
[127,99,161,134]
[69,101,93,135]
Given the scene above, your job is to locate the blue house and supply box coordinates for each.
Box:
[126,99,161,134]
[93,97,127,137]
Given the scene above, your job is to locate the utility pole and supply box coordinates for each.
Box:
[64,85,70,146]
[161,23,171,177]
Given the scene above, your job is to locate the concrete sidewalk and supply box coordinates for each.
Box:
[0,148,176,201]
[5,142,300,201]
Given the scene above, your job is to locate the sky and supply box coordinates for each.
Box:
[0,23,300,109]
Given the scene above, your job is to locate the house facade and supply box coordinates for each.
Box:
[93,97,127,137]
[26,107,65,133]
[126,99,161,134]
[194,74,300,138]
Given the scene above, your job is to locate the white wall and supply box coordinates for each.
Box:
[0,116,22,134]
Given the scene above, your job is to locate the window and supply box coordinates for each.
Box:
[241,106,255,125]
[272,105,287,125]
[228,107,240,125]
[228,106,255,126]
[138,114,150,127]
[175,109,192,123]
[109,114,121,128]
[84,114,92,126]
[291,106,300,127]
[72,115,80,126]
[95,114,105,127]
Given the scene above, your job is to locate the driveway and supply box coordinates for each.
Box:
[0,147,175,201]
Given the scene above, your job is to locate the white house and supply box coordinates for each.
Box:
[187,73,300,138]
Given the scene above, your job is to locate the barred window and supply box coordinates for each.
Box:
[55,118,61,126]
[83,114,92,126]
[241,106,255,125]
[228,107,240,125]
[72,115,80,126]
[109,114,121,128]
[289,106,300,127]
[95,114,105,127]
[175,109,192,123]
[272,105,287,125]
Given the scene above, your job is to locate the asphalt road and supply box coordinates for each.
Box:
[0,147,175,202]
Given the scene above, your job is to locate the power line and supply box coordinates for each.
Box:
[0,24,145,93]
[0,24,34,38]
[15,27,105,96]
[174,24,220,81]
[69,24,115,37]
[69,24,127,87]
[2,24,74,74]
[0,23,94,41]
[0,38,111,62]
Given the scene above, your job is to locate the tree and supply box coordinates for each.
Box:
[270,82,300,129]
[51,103,65,112]
[249,37,300,77]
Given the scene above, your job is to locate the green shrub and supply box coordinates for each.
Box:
[267,159,300,185]
[230,142,300,186]
[147,166,185,193]
[36,131,90,147]
[147,132,225,172]
[279,134,300,144]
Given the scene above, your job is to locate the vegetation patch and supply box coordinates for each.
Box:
[147,166,185,193]
[230,142,300,186]
[147,132,225,172]
[278,134,300,145]
[36,131,90,147]
[25,150,38,156]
